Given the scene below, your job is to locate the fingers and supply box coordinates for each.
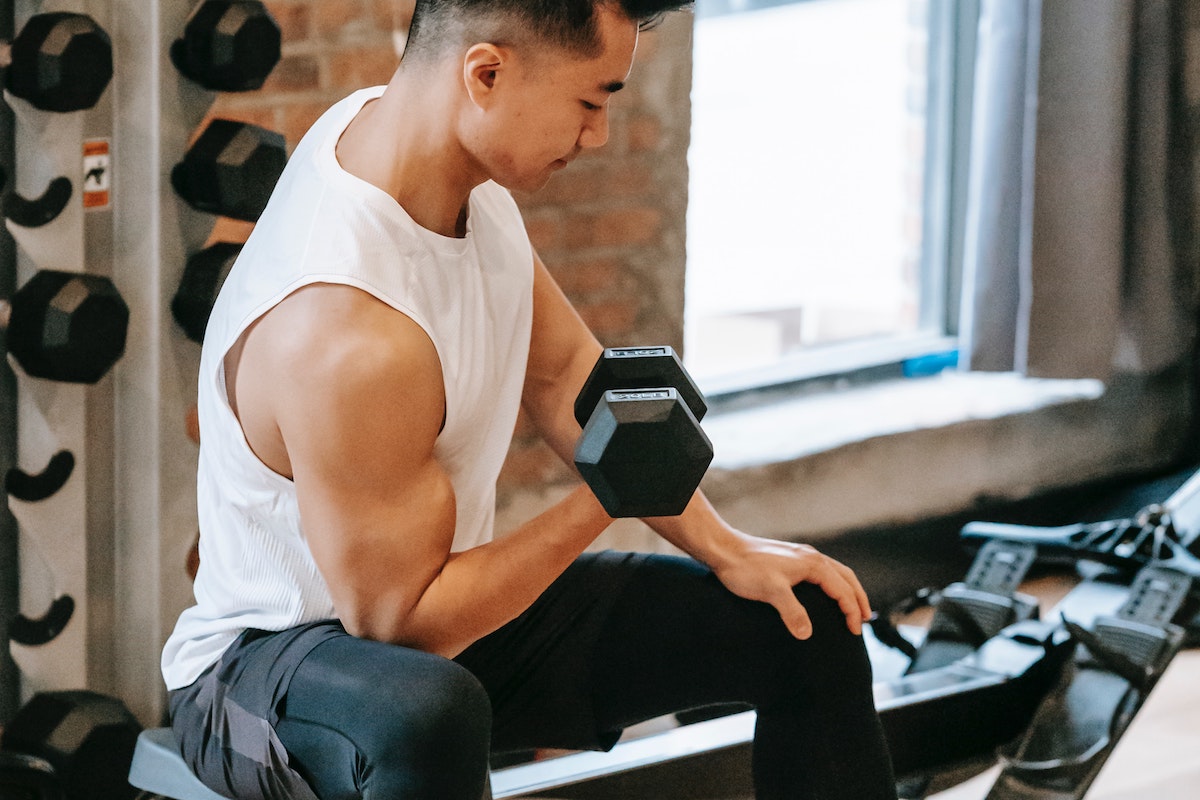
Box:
[771,568,860,639]
[831,558,873,623]
[772,589,814,640]
[719,536,874,640]
[800,551,869,636]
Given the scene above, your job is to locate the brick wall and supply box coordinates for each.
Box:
[208,2,694,504]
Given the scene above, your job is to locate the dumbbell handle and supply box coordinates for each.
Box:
[0,45,11,69]
[0,299,11,332]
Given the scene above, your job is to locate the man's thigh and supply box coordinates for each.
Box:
[458,550,873,754]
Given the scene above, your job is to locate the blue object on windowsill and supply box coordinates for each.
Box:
[903,350,959,378]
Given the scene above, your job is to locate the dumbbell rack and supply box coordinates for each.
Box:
[1,0,19,723]
[0,0,216,727]
[2,0,120,713]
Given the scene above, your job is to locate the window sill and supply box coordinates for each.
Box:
[696,367,1188,542]
[705,370,1105,470]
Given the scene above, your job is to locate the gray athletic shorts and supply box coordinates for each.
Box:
[168,550,650,799]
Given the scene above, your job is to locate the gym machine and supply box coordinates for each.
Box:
[480,473,1200,800]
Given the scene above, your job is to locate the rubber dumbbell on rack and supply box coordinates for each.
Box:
[1,270,129,384]
[172,242,241,343]
[172,119,287,222]
[171,0,282,92]
[0,272,128,646]
[2,270,128,501]
[2,690,142,800]
[0,12,113,113]
[0,14,112,229]
[574,346,714,518]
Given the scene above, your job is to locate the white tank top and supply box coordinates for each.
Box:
[162,87,535,690]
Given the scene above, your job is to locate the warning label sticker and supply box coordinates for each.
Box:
[83,139,111,210]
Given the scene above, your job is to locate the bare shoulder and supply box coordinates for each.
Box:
[230,283,445,481]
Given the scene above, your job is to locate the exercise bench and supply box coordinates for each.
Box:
[128,727,498,800]
[127,729,225,800]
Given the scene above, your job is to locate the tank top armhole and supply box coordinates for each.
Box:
[207,275,448,488]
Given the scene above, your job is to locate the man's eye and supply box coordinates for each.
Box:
[582,101,601,111]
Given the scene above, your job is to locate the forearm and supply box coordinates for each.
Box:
[642,489,749,571]
[388,485,611,657]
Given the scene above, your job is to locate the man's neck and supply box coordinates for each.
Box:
[335,73,481,238]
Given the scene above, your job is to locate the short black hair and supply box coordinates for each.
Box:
[404,0,692,62]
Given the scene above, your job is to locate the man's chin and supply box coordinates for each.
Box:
[495,171,558,195]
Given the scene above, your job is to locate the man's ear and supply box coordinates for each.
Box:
[463,43,507,108]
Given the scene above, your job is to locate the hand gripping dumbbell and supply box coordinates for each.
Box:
[0,13,113,112]
[0,271,129,383]
[574,346,713,518]
[171,0,283,92]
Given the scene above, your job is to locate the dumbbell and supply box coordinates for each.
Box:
[171,0,283,92]
[574,346,713,518]
[0,13,113,113]
[1,271,129,383]
[172,119,287,221]
[2,691,142,800]
[172,242,241,343]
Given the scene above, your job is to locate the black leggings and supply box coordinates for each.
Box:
[271,553,896,800]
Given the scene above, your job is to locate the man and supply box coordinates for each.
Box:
[162,1,898,798]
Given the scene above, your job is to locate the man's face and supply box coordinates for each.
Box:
[466,6,639,192]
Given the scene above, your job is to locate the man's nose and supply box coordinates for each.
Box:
[579,108,610,149]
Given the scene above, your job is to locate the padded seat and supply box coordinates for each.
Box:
[127,728,225,800]
[129,726,496,799]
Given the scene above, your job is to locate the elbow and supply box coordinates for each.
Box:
[339,610,382,642]
[339,603,463,659]
[336,595,408,644]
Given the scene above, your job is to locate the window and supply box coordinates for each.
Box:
[685,0,977,395]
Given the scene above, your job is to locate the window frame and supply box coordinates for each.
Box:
[686,0,982,402]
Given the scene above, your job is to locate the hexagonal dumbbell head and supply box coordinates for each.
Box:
[5,13,113,112]
[6,271,129,383]
[575,387,714,518]
[172,119,287,221]
[171,0,283,92]
[574,345,707,428]
[173,241,242,343]
[1,690,141,800]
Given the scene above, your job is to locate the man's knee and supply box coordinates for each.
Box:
[282,651,492,799]
[360,656,492,797]
[380,655,492,750]
[787,582,876,690]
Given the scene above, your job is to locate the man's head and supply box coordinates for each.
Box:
[403,0,689,65]
[398,0,689,194]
